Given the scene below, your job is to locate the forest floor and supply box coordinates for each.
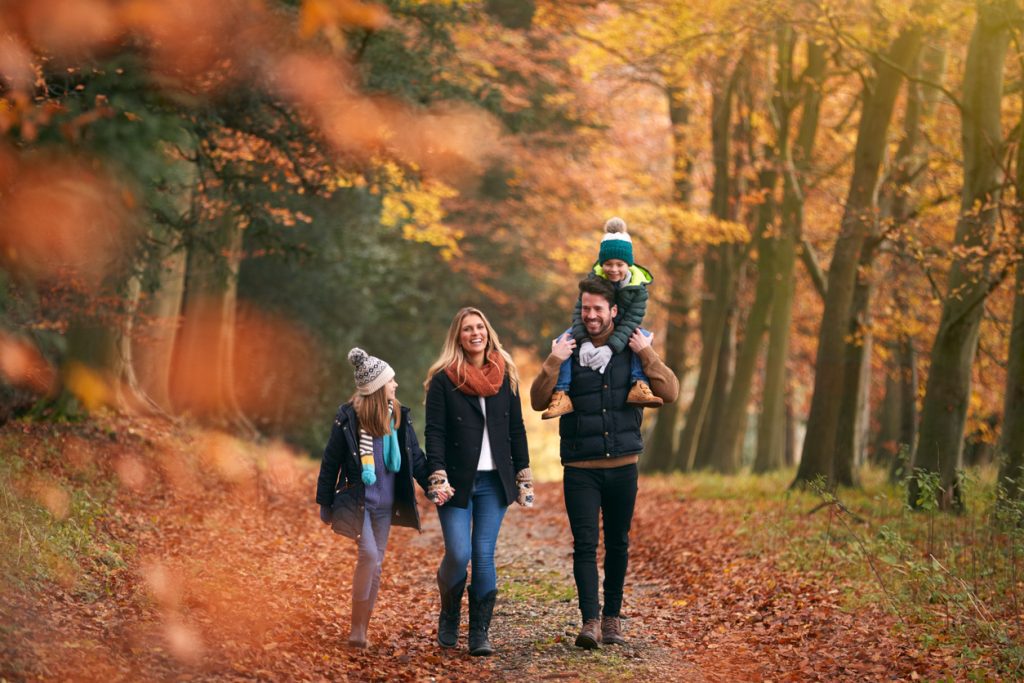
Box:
[0,415,1003,681]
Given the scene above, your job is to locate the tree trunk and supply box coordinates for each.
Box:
[172,211,256,434]
[695,294,737,470]
[794,25,923,489]
[646,89,697,472]
[757,37,826,474]
[998,262,1024,500]
[673,58,743,471]
[912,1,1014,511]
[833,242,878,487]
[133,242,187,412]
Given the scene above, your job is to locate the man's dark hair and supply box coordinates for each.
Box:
[578,274,616,308]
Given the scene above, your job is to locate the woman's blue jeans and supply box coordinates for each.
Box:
[353,505,393,604]
[437,470,508,599]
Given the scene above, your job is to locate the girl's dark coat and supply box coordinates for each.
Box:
[424,371,530,509]
[315,403,429,531]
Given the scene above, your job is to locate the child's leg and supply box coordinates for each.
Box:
[556,357,572,391]
[555,328,573,391]
[630,328,652,384]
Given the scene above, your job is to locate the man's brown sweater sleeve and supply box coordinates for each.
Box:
[637,346,680,403]
[529,354,563,411]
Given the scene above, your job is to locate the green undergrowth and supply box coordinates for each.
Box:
[670,466,1024,677]
[0,430,130,599]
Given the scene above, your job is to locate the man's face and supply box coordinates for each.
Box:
[580,292,617,337]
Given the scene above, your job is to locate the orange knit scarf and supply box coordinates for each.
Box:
[445,352,506,397]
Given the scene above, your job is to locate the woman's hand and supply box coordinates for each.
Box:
[515,468,535,507]
[428,470,455,506]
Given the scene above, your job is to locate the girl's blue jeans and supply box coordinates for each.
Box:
[353,505,393,604]
[555,328,651,391]
[437,470,508,599]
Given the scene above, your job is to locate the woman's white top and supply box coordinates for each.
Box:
[476,396,495,471]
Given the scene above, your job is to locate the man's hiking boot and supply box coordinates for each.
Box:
[574,618,601,649]
[601,615,626,645]
[626,381,663,408]
[541,390,574,420]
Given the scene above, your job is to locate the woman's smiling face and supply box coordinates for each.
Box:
[459,314,488,356]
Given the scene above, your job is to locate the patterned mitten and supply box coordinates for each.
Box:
[427,470,454,504]
[360,453,376,485]
[516,468,535,507]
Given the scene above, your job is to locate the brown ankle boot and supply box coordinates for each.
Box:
[541,390,574,420]
[574,618,601,649]
[601,616,626,645]
[626,381,663,408]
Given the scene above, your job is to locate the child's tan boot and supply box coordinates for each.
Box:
[541,390,574,419]
[626,381,663,408]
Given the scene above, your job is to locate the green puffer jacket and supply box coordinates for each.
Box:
[571,262,653,353]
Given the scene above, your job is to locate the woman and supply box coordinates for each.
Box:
[316,348,439,648]
[423,307,533,656]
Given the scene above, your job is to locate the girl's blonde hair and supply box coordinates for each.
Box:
[350,386,401,437]
[423,307,520,395]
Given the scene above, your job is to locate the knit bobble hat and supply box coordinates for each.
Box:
[598,216,634,266]
[348,347,395,396]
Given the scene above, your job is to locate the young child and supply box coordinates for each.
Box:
[542,217,663,419]
[315,348,445,648]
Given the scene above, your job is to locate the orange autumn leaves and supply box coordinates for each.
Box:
[0,0,500,174]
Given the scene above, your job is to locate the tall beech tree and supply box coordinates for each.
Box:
[794,18,925,488]
[912,0,1018,510]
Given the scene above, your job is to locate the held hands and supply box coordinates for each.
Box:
[551,333,576,362]
[628,328,654,352]
[515,467,535,508]
[427,470,455,506]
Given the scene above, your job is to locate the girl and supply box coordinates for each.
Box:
[315,348,443,648]
[423,307,533,656]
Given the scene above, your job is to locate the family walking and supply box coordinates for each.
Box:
[314,218,679,654]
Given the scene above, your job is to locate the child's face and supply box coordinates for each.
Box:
[602,259,629,282]
[385,378,398,401]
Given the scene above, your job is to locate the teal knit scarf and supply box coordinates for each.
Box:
[382,412,400,474]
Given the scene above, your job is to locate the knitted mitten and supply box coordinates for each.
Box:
[428,470,454,504]
[360,452,376,485]
[515,468,534,507]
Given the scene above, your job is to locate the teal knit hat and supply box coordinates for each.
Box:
[597,217,633,266]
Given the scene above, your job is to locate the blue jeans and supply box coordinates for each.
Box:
[554,328,650,391]
[437,470,508,599]
[353,506,393,604]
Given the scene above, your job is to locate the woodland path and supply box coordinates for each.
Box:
[0,419,951,681]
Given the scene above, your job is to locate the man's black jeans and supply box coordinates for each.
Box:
[563,463,639,621]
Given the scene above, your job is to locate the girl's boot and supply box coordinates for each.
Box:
[348,599,373,648]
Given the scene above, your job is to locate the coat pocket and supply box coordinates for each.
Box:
[330,484,363,540]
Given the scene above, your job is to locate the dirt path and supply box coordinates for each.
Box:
[1,420,952,681]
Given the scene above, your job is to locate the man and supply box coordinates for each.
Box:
[530,276,679,649]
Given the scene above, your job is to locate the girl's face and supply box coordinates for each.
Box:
[459,314,489,357]
[602,259,629,283]
[384,378,398,401]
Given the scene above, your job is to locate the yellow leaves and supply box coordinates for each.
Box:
[64,363,112,412]
[298,0,389,39]
[625,205,750,246]
[380,175,462,260]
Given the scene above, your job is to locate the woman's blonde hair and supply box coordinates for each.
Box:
[350,386,401,437]
[423,307,519,395]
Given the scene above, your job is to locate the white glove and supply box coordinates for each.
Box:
[579,341,613,374]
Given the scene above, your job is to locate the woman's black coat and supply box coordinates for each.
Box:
[315,403,429,531]
[424,371,530,509]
